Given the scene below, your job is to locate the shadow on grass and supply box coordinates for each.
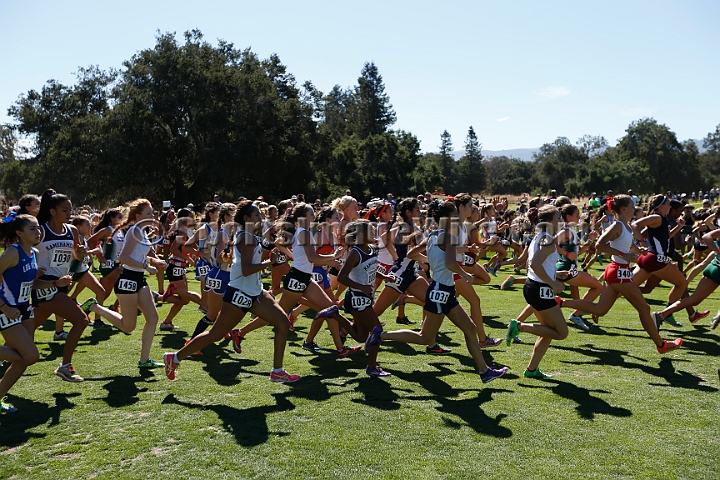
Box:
[87,369,155,407]
[162,392,294,447]
[520,379,632,420]
[554,344,718,392]
[0,393,80,449]
[481,315,506,330]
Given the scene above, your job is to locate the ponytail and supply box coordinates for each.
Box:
[37,189,70,225]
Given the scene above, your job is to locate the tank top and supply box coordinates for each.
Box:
[316,230,335,256]
[218,228,232,272]
[377,223,394,265]
[291,227,314,273]
[123,225,152,272]
[347,246,378,290]
[427,229,454,286]
[69,236,91,274]
[455,223,468,262]
[647,215,670,257]
[527,232,558,284]
[556,227,578,270]
[199,224,218,267]
[36,223,74,278]
[102,227,124,268]
[228,230,262,295]
[392,222,418,275]
[168,231,189,268]
[610,222,634,264]
[0,245,37,305]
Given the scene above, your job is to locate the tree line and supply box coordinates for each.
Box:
[1,30,718,206]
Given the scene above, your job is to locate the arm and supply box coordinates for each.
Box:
[406,237,429,264]
[441,229,472,283]
[381,224,398,261]
[118,228,164,272]
[701,229,720,253]
[668,217,686,238]
[170,234,195,264]
[528,234,563,292]
[0,248,23,318]
[240,232,274,277]
[86,226,112,246]
[337,249,372,295]
[300,230,339,268]
[555,229,577,262]
[632,214,662,229]
[594,224,639,263]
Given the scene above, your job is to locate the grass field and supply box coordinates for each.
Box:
[1,262,719,479]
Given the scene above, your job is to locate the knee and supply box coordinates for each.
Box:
[556,328,569,340]
[25,349,40,366]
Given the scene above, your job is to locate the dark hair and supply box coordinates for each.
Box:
[395,198,419,224]
[453,193,472,209]
[554,196,572,208]
[276,202,311,245]
[71,216,90,228]
[37,189,70,225]
[428,200,457,224]
[317,206,339,225]
[537,205,559,224]
[202,202,220,223]
[96,208,123,231]
[0,214,36,244]
[560,204,578,220]
[17,194,40,215]
[647,194,668,215]
[234,200,257,225]
[176,208,193,219]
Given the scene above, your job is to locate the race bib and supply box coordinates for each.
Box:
[0,313,21,330]
[205,277,222,290]
[463,254,475,266]
[117,279,138,292]
[368,271,377,285]
[197,265,210,277]
[18,281,33,304]
[51,249,73,269]
[568,264,578,277]
[101,260,116,269]
[173,267,186,278]
[539,286,554,300]
[231,290,253,309]
[656,254,671,264]
[287,278,307,292]
[393,274,403,286]
[617,268,633,280]
[35,287,58,300]
[376,264,388,275]
[312,272,324,283]
[276,255,287,264]
[428,289,450,304]
[350,293,373,309]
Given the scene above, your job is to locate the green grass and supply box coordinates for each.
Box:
[1,263,719,479]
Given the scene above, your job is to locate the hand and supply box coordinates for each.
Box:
[146,266,158,275]
[461,271,474,283]
[56,276,72,288]
[270,250,281,264]
[2,306,20,320]
[360,285,374,296]
[622,252,639,263]
[334,247,345,258]
[76,245,87,256]
[551,280,564,294]
[676,217,686,228]
[556,271,570,281]
[589,230,598,241]
[149,257,165,268]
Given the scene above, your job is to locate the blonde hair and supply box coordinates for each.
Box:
[331,195,356,211]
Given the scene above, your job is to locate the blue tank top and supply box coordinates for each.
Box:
[647,216,670,256]
[0,245,38,306]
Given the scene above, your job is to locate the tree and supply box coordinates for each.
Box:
[437,130,456,193]
[484,156,536,195]
[699,124,720,186]
[531,137,588,195]
[350,62,396,139]
[455,126,485,194]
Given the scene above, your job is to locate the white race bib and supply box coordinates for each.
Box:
[205,277,222,290]
[287,278,307,292]
[35,287,58,300]
[350,293,373,309]
[539,286,555,300]
[231,290,253,309]
[117,279,138,292]
[312,272,324,283]
[172,267,186,278]
[197,265,210,277]
[18,281,33,304]
[50,249,73,269]
[0,313,21,330]
[428,289,450,304]
[617,268,633,280]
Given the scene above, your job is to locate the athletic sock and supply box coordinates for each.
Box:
[271,367,283,373]
[190,316,212,338]
[173,353,179,364]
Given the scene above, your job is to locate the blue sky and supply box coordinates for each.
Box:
[1,0,718,152]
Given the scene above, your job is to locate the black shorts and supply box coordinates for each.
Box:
[222,286,259,314]
[99,259,120,278]
[114,269,148,294]
[523,279,557,312]
[32,276,70,305]
[423,281,460,316]
[283,267,312,293]
[343,289,374,313]
[557,263,579,283]
[0,304,34,331]
[166,264,187,282]
[72,270,89,282]
[387,267,419,294]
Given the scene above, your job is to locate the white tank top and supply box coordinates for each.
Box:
[377,224,393,265]
[610,221,634,264]
[455,223,468,262]
[291,227,314,273]
[36,223,75,278]
[527,232,558,283]
[229,231,263,295]
[347,246,378,290]
[123,225,152,272]
[428,230,454,286]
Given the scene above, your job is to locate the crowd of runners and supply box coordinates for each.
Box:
[0,187,718,413]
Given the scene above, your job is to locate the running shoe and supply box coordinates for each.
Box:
[55,364,83,382]
[512,335,523,344]
[314,304,338,320]
[500,275,515,291]
[657,338,683,354]
[163,352,179,380]
[597,254,604,265]
[161,283,177,302]
[663,313,682,327]
[366,365,392,377]
[93,320,112,331]
[337,345,361,359]
[480,366,509,383]
[53,331,68,341]
[396,316,416,325]
[426,343,451,354]
[302,341,323,352]
[288,312,296,331]
[689,309,711,323]
[506,319,520,346]
[365,326,383,352]
[152,291,160,305]
[478,337,503,348]
[524,368,552,379]
[711,312,720,330]
[485,265,497,277]
[184,339,202,356]
[0,397,18,413]
[159,322,176,331]
[269,370,301,383]
[653,312,664,331]
[197,305,208,314]
[568,314,590,331]
[80,297,98,315]
[138,359,162,368]
[391,294,407,310]
[231,329,245,354]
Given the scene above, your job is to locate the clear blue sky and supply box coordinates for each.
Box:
[1,0,718,152]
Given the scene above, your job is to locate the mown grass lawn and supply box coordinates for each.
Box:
[1,263,718,479]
